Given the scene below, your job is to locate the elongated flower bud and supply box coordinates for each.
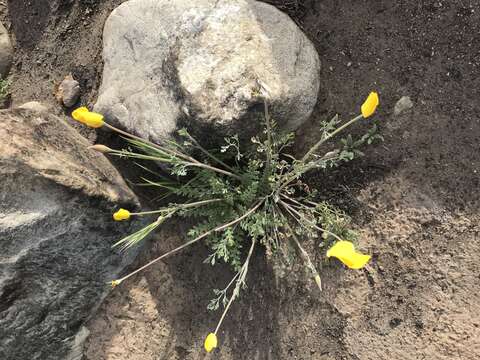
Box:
[361,92,379,118]
[88,144,113,153]
[204,333,218,353]
[113,208,131,221]
[72,107,105,128]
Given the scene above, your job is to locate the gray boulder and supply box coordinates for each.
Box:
[0,108,140,360]
[0,21,12,78]
[95,0,320,143]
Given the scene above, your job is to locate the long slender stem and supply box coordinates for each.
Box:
[114,201,263,284]
[279,199,343,242]
[186,133,237,173]
[131,198,223,216]
[222,272,241,294]
[105,123,193,162]
[186,162,242,180]
[276,114,363,195]
[279,207,322,291]
[264,101,272,173]
[301,114,363,162]
[215,237,257,335]
[105,123,242,181]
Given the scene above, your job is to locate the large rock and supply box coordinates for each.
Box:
[0,108,140,360]
[95,0,320,143]
[0,21,13,78]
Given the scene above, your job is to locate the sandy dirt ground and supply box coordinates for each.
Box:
[3,0,479,359]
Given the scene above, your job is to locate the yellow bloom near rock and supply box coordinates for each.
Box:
[327,241,371,269]
[113,208,131,221]
[204,333,218,352]
[361,92,379,118]
[72,107,105,128]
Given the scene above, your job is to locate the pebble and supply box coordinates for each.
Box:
[56,74,80,107]
[19,101,50,113]
[394,96,414,116]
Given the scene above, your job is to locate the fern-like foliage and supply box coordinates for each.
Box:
[103,99,382,336]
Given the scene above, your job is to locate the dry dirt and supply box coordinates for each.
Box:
[3,0,480,359]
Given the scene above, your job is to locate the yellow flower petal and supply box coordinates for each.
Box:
[82,112,105,128]
[72,107,89,119]
[327,240,371,269]
[71,107,105,128]
[361,91,379,118]
[204,333,218,353]
[113,208,131,221]
[342,252,371,269]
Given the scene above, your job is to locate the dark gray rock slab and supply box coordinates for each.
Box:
[0,108,140,360]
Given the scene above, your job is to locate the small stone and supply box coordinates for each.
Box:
[56,74,81,107]
[394,96,414,116]
[0,21,13,78]
[18,101,50,113]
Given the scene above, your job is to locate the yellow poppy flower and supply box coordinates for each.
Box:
[327,241,371,269]
[204,333,218,353]
[111,280,121,288]
[72,107,105,128]
[113,208,131,221]
[361,92,379,118]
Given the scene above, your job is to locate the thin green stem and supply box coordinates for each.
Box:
[186,162,242,180]
[264,101,272,173]
[279,198,343,242]
[278,206,322,291]
[301,114,363,163]
[105,123,193,162]
[105,123,242,181]
[276,114,364,196]
[214,237,257,335]
[131,198,223,216]
[114,200,263,285]
[185,133,238,174]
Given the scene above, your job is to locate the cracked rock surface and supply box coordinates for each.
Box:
[94,0,320,144]
[0,108,140,360]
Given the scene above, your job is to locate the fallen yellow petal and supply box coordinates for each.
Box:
[327,240,371,269]
[361,91,379,118]
[113,208,131,221]
[72,107,105,128]
[204,333,218,353]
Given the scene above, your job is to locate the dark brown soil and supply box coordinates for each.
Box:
[3,1,480,359]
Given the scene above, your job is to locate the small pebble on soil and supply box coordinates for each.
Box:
[56,74,80,108]
[394,96,414,116]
